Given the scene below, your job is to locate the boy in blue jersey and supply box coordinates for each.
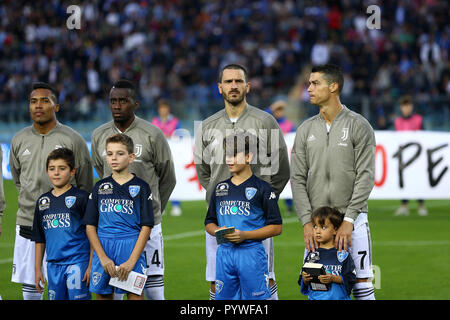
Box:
[32,148,92,300]
[205,132,282,300]
[299,207,356,300]
[84,133,153,300]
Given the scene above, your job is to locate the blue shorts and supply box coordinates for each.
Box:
[47,260,91,300]
[90,236,147,295]
[215,242,270,300]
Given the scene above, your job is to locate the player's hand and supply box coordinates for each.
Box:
[83,266,91,287]
[335,220,353,252]
[117,261,134,281]
[303,222,318,252]
[318,274,333,284]
[35,270,45,294]
[301,271,313,282]
[225,229,246,244]
[100,256,117,278]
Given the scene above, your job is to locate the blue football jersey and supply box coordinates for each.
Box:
[31,186,90,264]
[299,247,356,300]
[83,175,154,238]
[205,175,282,246]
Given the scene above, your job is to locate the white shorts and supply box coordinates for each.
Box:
[11,225,47,285]
[205,232,276,282]
[348,213,373,279]
[303,213,373,279]
[143,223,164,276]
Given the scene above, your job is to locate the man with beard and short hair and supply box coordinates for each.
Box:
[194,64,290,300]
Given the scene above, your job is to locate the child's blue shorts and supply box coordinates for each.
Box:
[89,236,147,295]
[47,260,91,300]
[215,242,270,300]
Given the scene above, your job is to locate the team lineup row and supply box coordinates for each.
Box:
[0,63,376,300]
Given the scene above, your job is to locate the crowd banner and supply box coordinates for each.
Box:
[1,131,449,200]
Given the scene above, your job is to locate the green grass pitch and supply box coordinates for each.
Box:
[0,179,449,300]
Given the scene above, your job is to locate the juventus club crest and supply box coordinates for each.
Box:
[65,196,76,209]
[129,185,140,197]
[134,144,143,157]
[341,128,349,141]
[245,187,257,200]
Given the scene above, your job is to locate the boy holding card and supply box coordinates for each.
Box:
[32,148,92,300]
[84,133,153,300]
[300,206,356,300]
[204,132,282,300]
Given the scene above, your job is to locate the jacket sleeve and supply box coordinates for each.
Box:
[74,135,94,193]
[91,131,104,179]
[290,125,313,225]
[345,118,376,220]
[262,116,290,197]
[153,130,176,213]
[9,136,21,193]
[194,122,211,190]
[0,148,5,215]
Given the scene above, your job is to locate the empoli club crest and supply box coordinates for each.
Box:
[245,187,257,200]
[129,185,140,197]
[65,196,76,209]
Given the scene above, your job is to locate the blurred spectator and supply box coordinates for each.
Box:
[152,99,183,217]
[152,98,181,137]
[266,99,295,134]
[265,98,295,214]
[0,0,448,126]
[310,38,330,66]
[394,95,428,216]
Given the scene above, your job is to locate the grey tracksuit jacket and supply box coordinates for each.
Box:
[290,105,376,225]
[194,104,290,205]
[9,122,94,227]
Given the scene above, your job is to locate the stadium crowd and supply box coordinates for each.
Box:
[0,0,449,126]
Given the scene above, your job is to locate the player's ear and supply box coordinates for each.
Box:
[246,152,253,163]
[217,82,223,94]
[70,167,76,177]
[329,82,339,94]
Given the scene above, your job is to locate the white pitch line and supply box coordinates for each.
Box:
[0,258,12,264]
